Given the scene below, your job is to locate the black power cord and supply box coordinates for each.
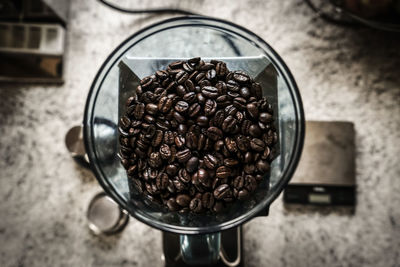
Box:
[97,0,199,16]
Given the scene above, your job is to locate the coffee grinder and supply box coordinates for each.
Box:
[83,16,304,266]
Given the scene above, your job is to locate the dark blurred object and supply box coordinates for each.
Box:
[284,121,356,206]
[305,0,400,32]
[0,0,69,84]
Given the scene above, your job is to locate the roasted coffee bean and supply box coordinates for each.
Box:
[199,63,214,71]
[176,148,191,163]
[244,175,257,192]
[207,126,223,141]
[259,112,273,123]
[224,158,239,167]
[178,168,191,183]
[201,86,219,99]
[158,96,173,113]
[183,92,196,104]
[237,189,249,200]
[224,137,238,153]
[249,124,262,137]
[134,103,145,119]
[176,71,189,84]
[250,138,265,152]
[120,116,131,130]
[233,71,250,84]
[244,164,255,174]
[175,101,189,113]
[156,173,169,190]
[214,184,231,200]
[201,192,214,209]
[244,152,254,163]
[196,116,209,127]
[204,154,219,169]
[246,103,259,119]
[216,166,231,179]
[176,194,191,207]
[225,105,237,116]
[240,87,250,98]
[261,146,271,160]
[186,132,198,149]
[204,99,217,116]
[197,134,206,151]
[212,110,225,127]
[252,82,262,99]
[233,176,245,190]
[159,144,171,160]
[189,198,203,213]
[174,135,186,148]
[148,152,162,168]
[233,97,247,110]
[222,116,237,133]
[167,198,180,211]
[206,69,217,81]
[214,140,225,151]
[145,103,158,115]
[152,130,163,147]
[188,103,201,117]
[256,160,270,173]
[186,157,199,173]
[163,131,175,145]
[165,164,178,176]
[177,124,187,135]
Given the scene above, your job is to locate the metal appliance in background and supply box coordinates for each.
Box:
[0,0,70,83]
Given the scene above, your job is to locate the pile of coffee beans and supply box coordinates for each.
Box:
[119,57,277,213]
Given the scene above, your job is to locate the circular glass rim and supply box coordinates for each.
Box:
[83,15,305,234]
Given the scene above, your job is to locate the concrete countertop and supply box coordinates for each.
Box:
[0,0,399,266]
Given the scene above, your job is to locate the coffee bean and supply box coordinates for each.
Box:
[182,92,196,104]
[249,124,262,137]
[224,137,238,153]
[186,157,199,173]
[233,71,250,84]
[175,101,189,113]
[204,154,219,169]
[222,116,237,133]
[212,110,225,127]
[145,103,158,115]
[244,175,257,192]
[164,131,175,145]
[250,138,265,152]
[151,130,163,147]
[204,99,217,116]
[176,71,189,84]
[185,132,198,149]
[207,126,223,141]
[148,152,162,168]
[120,116,131,130]
[246,103,259,119]
[197,134,206,151]
[166,164,178,176]
[224,158,239,167]
[167,198,180,211]
[244,152,253,163]
[176,194,191,207]
[174,135,185,148]
[156,173,169,190]
[188,103,201,117]
[256,160,270,173]
[176,148,191,163]
[173,179,185,192]
[259,112,273,123]
[178,168,191,183]
[158,96,173,113]
[214,184,231,200]
[216,166,231,179]
[201,86,219,98]
[252,82,262,99]
[238,189,249,200]
[244,164,255,174]
[189,198,203,213]
[159,144,171,160]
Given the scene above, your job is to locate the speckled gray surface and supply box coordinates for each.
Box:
[1,1,400,266]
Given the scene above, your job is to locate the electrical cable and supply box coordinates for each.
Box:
[97,0,199,16]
